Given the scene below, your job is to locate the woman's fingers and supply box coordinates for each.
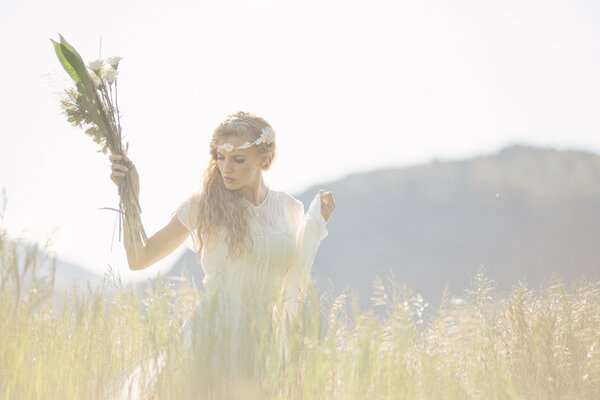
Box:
[319,189,334,203]
[109,153,134,169]
[110,171,125,181]
[319,190,335,210]
[111,168,128,176]
[109,153,132,165]
[109,154,127,163]
[109,153,134,184]
[111,163,129,173]
[318,190,335,222]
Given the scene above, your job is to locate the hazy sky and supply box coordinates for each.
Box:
[1,0,599,281]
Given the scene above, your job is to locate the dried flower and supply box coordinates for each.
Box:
[88,58,104,71]
[106,56,123,68]
[52,34,147,249]
[87,68,102,87]
[101,65,118,83]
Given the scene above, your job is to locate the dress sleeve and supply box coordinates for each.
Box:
[171,195,202,254]
[279,192,329,338]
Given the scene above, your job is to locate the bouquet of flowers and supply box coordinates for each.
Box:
[51,34,147,249]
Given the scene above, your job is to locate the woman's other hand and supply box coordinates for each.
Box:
[319,189,335,222]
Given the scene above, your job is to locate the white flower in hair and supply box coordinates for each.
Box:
[219,142,236,152]
[217,126,276,152]
[258,126,276,144]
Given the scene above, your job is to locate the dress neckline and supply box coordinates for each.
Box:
[242,186,271,208]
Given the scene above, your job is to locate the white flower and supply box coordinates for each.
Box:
[87,68,102,87]
[100,65,118,83]
[218,143,235,152]
[106,56,123,68]
[88,58,104,71]
[216,128,275,152]
[258,127,276,144]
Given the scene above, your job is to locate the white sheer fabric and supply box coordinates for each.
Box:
[104,187,328,399]
[174,187,329,361]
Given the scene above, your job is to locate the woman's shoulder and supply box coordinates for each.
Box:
[270,188,304,212]
[172,193,201,226]
[178,192,201,210]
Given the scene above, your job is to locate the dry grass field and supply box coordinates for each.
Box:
[1,220,599,399]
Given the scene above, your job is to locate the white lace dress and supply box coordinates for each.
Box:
[104,187,328,399]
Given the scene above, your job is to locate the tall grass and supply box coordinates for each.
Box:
[1,216,599,399]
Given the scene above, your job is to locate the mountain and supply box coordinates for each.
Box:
[0,239,106,310]
[53,258,105,292]
[169,145,600,310]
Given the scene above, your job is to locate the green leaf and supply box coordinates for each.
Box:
[54,35,97,102]
[51,34,119,154]
[50,38,81,85]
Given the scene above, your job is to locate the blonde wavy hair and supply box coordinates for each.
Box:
[194,111,277,260]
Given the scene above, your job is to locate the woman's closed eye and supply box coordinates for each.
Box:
[217,156,245,163]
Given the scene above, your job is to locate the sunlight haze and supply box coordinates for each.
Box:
[0,0,598,281]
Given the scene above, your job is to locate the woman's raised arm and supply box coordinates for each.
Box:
[110,154,190,270]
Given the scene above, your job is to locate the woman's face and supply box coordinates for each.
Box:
[215,134,267,190]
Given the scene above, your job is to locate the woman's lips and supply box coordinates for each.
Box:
[223,177,235,183]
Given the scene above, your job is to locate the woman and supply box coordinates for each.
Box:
[104,111,335,399]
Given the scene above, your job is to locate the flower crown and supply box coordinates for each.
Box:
[217,126,276,152]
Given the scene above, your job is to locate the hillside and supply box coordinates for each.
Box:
[170,145,600,310]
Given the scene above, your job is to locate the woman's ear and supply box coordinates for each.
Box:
[260,154,269,169]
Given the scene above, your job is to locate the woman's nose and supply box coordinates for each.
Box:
[223,159,234,173]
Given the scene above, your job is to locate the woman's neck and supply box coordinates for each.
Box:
[239,176,268,206]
